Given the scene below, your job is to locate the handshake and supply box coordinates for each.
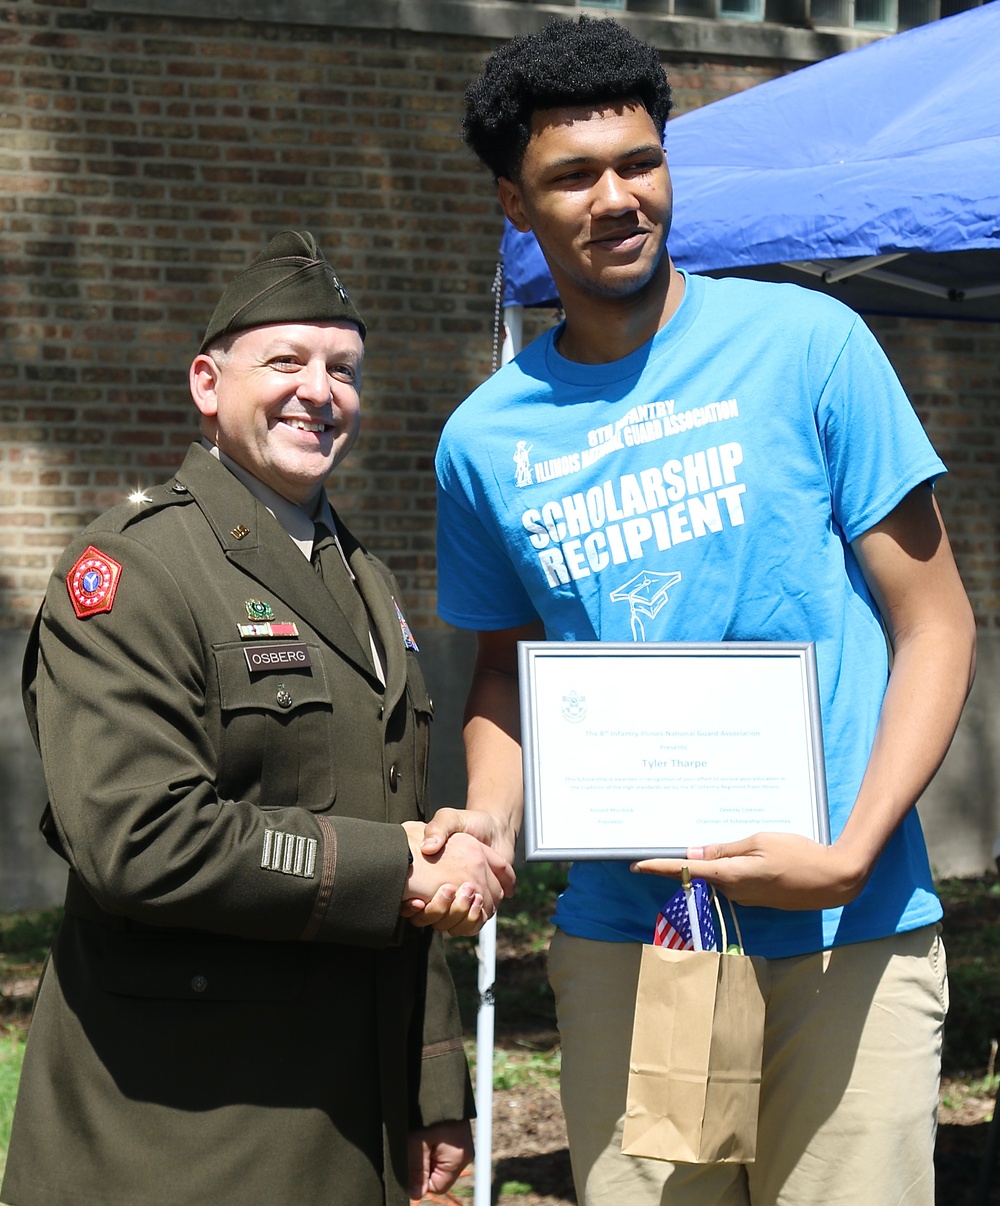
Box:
[399,809,517,937]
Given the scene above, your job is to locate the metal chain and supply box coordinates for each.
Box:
[490,260,504,374]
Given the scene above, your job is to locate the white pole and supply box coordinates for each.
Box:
[473,913,497,1206]
[472,303,523,1206]
[501,304,523,365]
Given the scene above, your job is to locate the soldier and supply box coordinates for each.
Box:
[1,231,512,1206]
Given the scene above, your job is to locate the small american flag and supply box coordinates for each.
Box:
[653,878,717,950]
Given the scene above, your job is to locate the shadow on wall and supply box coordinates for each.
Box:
[0,630,64,911]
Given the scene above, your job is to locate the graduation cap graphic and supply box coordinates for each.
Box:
[609,570,682,642]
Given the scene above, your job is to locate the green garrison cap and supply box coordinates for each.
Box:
[199,230,366,352]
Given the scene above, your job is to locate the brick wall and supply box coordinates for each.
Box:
[869,315,1000,629]
[0,0,996,633]
[0,0,796,629]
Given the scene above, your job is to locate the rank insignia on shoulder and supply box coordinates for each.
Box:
[392,597,419,652]
[238,621,299,640]
[261,829,317,879]
[67,546,123,619]
[245,599,275,621]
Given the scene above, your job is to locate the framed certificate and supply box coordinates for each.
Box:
[518,642,829,861]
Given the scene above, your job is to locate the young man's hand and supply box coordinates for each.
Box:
[400,821,515,936]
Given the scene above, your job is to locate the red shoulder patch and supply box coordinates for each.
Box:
[66,545,123,619]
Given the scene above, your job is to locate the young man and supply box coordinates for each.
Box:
[2,231,514,1206]
[425,18,976,1206]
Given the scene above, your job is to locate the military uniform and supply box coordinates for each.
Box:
[2,442,471,1206]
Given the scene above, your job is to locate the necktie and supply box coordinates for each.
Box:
[312,521,373,662]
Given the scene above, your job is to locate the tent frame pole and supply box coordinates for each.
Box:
[472,300,523,1206]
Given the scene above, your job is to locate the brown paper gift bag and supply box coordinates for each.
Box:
[622,944,767,1164]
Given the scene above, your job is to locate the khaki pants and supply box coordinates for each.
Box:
[549,925,947,1206]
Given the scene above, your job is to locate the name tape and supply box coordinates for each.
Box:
[244,643,313,673]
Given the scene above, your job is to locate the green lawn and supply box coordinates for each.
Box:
[0,1030,26,1183]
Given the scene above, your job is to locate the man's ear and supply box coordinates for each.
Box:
[498,177,531,233]
[189,353,220,419]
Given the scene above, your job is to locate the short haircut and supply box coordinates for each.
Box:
[463,17,673,182]
[202,332,238,367]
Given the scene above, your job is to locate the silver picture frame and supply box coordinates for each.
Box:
[518,641,830,861]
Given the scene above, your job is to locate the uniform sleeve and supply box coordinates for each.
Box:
[409,931,475,1128]
[815,315,946,543]
[27,530,411,948]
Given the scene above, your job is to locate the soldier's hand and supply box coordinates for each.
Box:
[400,822,514,936]
[408,1119,473,1200]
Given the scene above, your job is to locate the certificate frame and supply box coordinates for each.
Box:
[518,641,830,861]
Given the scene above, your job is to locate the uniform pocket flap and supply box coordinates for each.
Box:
[214,642,331,714]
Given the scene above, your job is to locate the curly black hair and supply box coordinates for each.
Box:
[463,17,672,182]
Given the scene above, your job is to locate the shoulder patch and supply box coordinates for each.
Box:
[67,545,123,619]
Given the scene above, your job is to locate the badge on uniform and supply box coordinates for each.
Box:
[245,599,275,621]
[238,622,299,639]
[66,545,123,619]
[392,597,419,651]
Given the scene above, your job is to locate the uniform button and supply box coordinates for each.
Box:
[378,705,384,719]
[171,482,188,494]
[276,687,293,709]
[389,763,399,791]
[428,698,435,716]
[191,974,208,993]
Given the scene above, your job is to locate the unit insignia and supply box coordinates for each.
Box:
[245,599,275,621]
[67,546,123,619]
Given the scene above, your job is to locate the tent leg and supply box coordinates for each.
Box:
[502,305,523,363]
[474,914,497,1206]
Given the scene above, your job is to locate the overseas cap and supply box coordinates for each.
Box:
[198,230,366,352]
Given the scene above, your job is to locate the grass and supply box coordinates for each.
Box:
[0,1030,26,1183]
[1,907,60,1183]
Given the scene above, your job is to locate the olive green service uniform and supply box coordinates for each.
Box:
[1,442,471,1206]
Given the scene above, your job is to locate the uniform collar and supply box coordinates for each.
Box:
[200,439,338,563]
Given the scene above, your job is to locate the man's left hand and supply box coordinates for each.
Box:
[408,1119,474,1201]
[631,831,869,911]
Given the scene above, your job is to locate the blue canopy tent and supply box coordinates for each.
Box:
[499,1,1000,325]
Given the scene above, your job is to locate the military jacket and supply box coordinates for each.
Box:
[2,444,471,1206]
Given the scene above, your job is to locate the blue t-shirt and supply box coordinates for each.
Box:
[435,273,945,959]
